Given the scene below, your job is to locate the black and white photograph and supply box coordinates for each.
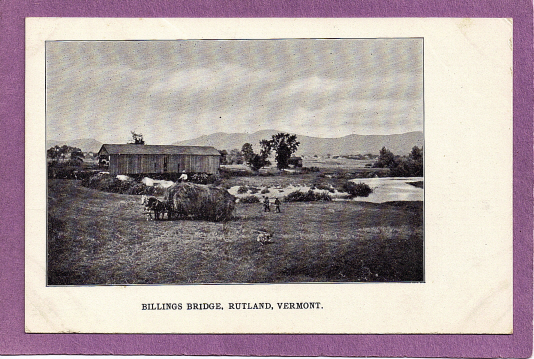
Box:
[46,38,424,286]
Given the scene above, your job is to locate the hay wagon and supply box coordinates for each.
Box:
[143,183,235,222]
[164,183,235,222]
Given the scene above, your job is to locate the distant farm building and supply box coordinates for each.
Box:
[97,144,220,175]
[288,156,303,168]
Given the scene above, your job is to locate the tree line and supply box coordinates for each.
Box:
[47,145,85,166]
[219,133,300,170]
[373,146,423,177]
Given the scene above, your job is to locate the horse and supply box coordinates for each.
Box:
[141,195,173,220]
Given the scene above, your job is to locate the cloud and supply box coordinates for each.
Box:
[46,39,423,144]
[148,63,276,96]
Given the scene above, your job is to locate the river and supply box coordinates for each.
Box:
[349,177,424,203]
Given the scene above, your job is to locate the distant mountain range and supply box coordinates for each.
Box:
[47,130,423,156]
[173,130,423,156]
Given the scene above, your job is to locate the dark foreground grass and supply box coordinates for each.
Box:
[48,180,423,285]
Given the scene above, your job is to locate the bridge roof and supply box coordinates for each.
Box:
[98,144,220,156]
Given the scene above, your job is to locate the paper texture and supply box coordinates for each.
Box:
[25,18,512,333]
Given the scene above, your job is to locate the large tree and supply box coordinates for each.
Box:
[226,149,244,165]
[70,147,85,164]
[374,146,395,168]
[129,131,145,145]
[372,145,423,177]
[218,149,228,165]
[241,143,255,164]
[269,133,300,170]
[241,142,271,171]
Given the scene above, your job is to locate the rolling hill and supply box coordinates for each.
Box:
[47,131,423,157]
[173,130,423,156]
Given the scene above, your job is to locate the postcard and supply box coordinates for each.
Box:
[25,17,512,334]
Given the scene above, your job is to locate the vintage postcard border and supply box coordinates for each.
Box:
[27,18,511,335]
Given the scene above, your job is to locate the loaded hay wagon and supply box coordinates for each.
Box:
[142,183,236,222]
[164,182,235,222]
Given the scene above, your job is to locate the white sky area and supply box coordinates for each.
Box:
[46,39,423,144]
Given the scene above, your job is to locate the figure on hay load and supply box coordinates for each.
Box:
[179,170,188,182]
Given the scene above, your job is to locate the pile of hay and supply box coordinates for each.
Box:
[164,183,236,222]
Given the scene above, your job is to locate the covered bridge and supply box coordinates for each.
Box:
[97,144,220,175]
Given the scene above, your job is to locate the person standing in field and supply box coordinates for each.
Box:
[274,198,281,213]
[263,196,271,212]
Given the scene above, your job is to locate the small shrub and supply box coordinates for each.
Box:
[332,170,346,179]
[260,188,270,194]
[407,181,423,189]
[343,181,373,198]
[284,190,332,202]
[314,183,335,192]
[300,166,321,173]
[313,191,333,201]
[249,186,260,194]
[81,173,161,195]
[240,195,260,203]
[206,174,220,185]
[48,166,79,179]
[126,182,152,195]
[237,186,249,194]
[219,167,253,177]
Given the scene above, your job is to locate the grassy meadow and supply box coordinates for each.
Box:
[48,178,423,285]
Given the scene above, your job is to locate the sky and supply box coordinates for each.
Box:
[46,39,423,144]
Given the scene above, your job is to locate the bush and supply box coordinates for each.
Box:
[126,182,154,195]
[300,166,321,173]
[81,174,128,193]
[81,173,162,195]
[314,183,335,192]
[219,167,253,178]
[249,186,260,194]
[190,173,209,184]
[221,183,232,190]
[407,181,423,189]
[284,190,331,202]
[260,188,270,194]
[237,186,249,194]
[206,174,220,185]
[240,195,260,203]
[343,182,373,198]
[372,146,423,177]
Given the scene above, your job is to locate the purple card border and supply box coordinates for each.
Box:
[1,0,532,357]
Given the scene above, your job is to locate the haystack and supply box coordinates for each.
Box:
[164,183,236,222]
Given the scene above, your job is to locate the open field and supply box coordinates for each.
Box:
[48,179,423,285]
[301,157,374,169]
